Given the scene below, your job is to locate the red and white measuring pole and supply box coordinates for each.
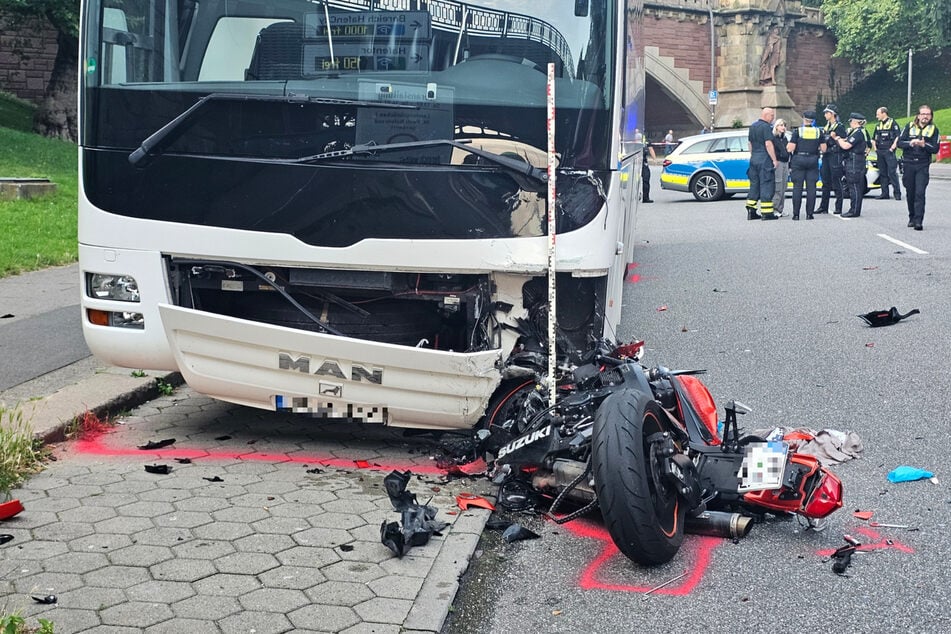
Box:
[546,63,557,406]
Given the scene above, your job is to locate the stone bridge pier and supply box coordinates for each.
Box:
[643,0,857,138]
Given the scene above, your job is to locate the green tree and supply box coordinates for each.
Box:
[0,0,79,141]
[822,0,951,75]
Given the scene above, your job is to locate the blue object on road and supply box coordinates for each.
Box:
[887,466,934,483]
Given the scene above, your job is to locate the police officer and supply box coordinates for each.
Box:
[786,110,825,220]
[746,107,778,220]
[873,107,901,200]
[831,113,868,218]
[898,104,940,230]
[816,103,847,214]
[642,143,656,203]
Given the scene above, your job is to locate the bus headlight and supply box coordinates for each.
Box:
[86,273,140,302]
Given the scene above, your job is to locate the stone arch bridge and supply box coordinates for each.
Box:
[644,0,857,139]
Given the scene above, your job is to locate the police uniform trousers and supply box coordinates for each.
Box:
[642,161,652,202]
[789,154,820,218]
[845,166,865,216]
[747,153,775,212]
[876,150,901,199]
[818,152,846,212]
[902,160,930,226]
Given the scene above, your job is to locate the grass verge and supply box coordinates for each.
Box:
[0,406,46,498]
[0,127,78,278]
[0,92,35,133]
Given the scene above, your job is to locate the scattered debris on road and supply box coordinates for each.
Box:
[858,307,919,327]
[138,438,176,449]
[380,470,449,558]
[887,466,934,483]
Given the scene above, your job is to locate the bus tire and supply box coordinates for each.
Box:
[592,389,684,566]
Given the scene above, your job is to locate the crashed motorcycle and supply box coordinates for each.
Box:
[483,340,843,566]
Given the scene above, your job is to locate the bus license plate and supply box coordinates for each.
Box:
[275,396,387,423]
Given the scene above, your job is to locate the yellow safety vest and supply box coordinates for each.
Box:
[908,123,936,138]
[875,118,895,131]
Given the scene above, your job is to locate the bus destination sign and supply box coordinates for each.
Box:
[304,11,432,41]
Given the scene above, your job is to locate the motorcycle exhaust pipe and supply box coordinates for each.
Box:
[685,511,753,539]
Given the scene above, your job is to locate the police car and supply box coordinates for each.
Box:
[659,129,880,201]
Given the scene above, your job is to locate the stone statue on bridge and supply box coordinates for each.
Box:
[759,26,784,86]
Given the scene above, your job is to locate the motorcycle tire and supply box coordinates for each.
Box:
[592,389,685,566]
[480,378,538,452]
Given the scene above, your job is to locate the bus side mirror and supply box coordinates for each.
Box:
[575,0,589,18]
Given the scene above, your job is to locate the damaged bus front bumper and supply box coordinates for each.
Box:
[159,304,503,429]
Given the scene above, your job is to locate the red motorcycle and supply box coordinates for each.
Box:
[486,340,844,565]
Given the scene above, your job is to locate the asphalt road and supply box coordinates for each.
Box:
[443,180,951,632]
[0,266,90,393]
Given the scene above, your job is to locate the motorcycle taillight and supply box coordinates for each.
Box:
[802,470,844,518]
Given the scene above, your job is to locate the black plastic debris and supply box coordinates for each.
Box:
[306,468,324,474]
[381,521,405,556]
[215,435,232,441]
[0,534,13,545]
[858,307,919,327]
[383,470,417,511]
[501,523,541,543]
[831,535,861,575]
[485,519,514,531]
[144,464,172,474]
[339,544,354,552]
[1,313,13,318]
[32,595,57,604]
[175,458,192,464]
[203,476,224,482]
[380,470,449,558]
[138,438,176,450]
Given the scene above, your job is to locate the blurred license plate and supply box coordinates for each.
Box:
[275,395,387,423]
[737,441,788,492]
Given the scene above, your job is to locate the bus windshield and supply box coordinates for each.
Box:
[85,0,614,167]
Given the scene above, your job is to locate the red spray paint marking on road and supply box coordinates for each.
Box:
[817,526,914,556]
[562,518,721,594]
[72,436,446,475]
[626,262,641,283]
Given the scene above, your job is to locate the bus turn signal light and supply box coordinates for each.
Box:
[87,308,110,326]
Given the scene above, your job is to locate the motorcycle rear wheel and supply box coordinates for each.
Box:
[592,389,685,566]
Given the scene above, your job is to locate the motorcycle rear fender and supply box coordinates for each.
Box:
[741,453,842,518]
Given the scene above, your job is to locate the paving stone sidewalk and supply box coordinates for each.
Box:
[1,386,492,633]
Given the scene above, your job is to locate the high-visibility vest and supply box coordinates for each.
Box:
[908,123,936,138]
[875,118,895,132]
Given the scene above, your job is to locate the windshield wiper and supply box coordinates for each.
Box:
[296,139,549,185]
[128,92,418,168]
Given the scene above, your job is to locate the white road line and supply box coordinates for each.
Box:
[877,233,929,255]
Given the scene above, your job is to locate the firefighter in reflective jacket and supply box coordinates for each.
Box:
[898,104,940,230]
[786,110,825,220]
[816,103,847,214]
[873,106,901,200]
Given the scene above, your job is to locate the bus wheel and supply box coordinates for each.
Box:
[592,389,685,566]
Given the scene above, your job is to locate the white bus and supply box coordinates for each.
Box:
[79,0,647,430]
